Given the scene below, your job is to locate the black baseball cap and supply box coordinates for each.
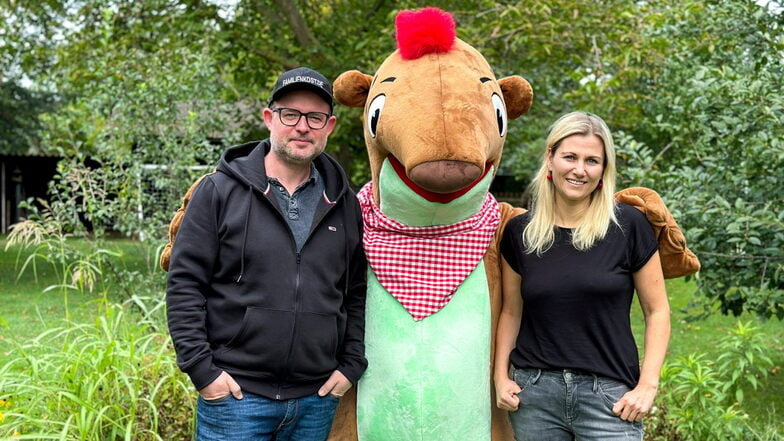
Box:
[269,67,333,112]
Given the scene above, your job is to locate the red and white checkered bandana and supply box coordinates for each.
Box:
[357,183,500,321]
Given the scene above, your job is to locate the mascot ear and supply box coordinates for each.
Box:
[334,70,373,108]
[498,76,534,120]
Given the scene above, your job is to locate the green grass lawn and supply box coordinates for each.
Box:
[0,236,162,358]
[1,236,782,436]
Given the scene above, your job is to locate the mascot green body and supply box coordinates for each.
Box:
[357,166,497,440]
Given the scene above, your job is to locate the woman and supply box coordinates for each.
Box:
[494,112,670,440]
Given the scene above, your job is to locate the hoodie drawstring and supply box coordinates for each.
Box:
[236,186,253,284]
[343,203,350,297]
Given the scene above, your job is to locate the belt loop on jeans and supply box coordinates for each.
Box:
[532,369,542,384]
[592,374,598,393]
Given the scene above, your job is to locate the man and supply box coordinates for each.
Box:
[166,67,367,440]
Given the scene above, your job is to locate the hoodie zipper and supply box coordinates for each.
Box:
[248,185,303,400]
[277,252,302,400]
[257,180,339,399]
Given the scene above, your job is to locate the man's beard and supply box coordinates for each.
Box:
[271,138,324,165]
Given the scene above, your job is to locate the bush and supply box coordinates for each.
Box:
[645,321,777,441]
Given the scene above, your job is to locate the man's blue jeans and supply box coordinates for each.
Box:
[196,392,339,441]
[509,368,644,441]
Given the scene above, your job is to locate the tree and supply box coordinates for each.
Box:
[5,0,246,237]
[466,0,784,319]
[546,0,784,319]
[207,0,407,182]
[0,1,61,154]
[0,80,54,154]
[627,0,784,319]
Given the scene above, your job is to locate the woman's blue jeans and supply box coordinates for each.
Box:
[509,368,644,441]
[196,392,339,441]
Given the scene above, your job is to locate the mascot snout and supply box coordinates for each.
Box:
[409,160,483,193]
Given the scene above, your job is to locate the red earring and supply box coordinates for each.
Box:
[546,172,552,180]
[597,180,603,188]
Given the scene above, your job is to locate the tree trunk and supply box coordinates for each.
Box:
[272,0,317,47]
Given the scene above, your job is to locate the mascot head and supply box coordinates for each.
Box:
[334,7,533,204]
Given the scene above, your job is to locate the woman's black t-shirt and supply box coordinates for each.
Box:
[500,203,658,387]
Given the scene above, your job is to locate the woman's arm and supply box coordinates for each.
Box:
[613,251,671,421]
[494,256,524,411]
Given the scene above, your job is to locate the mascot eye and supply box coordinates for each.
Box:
[491,93,508,137]
[367,94,386,138]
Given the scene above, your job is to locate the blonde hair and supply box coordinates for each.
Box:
[523,111,618,255]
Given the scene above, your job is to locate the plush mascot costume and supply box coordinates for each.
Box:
[159,7,699,441]
[325,7,700,441]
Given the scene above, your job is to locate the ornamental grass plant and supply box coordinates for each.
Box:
[0,298,193,440]
[0,213,193,440]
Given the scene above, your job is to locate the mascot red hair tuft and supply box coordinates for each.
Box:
[395,7,456,59]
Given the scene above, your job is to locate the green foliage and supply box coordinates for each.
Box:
[2,239,781,438]
[0,80,54,155]
[5,205,119,320]
[476,0,655,176]
[645,321,777,441]
[551,0,784,320]
[716,321,776,404]
[4,202,168,329]
[210,0,412,180]
[652,353,749,441]
[7,0,247,239]
[1,219,190,439]
[0,299,193,440]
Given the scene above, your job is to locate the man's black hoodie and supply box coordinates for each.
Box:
[166,140,367,400]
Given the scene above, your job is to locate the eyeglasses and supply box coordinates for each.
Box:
[272,107,331,130]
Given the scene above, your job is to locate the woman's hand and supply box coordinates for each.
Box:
[495,376,522,411]
[612,383,658,422]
